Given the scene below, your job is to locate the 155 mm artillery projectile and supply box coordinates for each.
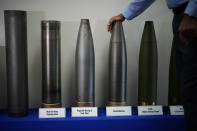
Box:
[108,20,127,106]
[75,19,95,107]
[138,21,158,106]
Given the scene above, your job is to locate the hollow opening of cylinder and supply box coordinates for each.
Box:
[41,20,60,23]
[41,20,60,29]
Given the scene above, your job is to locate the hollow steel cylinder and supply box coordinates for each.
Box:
[41,20,61,108]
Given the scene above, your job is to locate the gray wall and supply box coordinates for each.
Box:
[0,0,173,108]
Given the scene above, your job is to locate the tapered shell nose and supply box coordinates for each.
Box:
[80,19,90,23]
[141,21,157,43]
[78,19,92,36]
[75,19,95,107]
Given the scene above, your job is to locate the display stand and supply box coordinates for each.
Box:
[0,107,184,131]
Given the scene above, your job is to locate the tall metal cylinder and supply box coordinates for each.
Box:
[108,21,127,106]
[138,21,158,106]
[75,19,95,107]
[41,21,61,108]
[168,40,181,105]
[4,10,28,117]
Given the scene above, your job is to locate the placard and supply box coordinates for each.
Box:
[72,107,98,117]
[138,105,163,116]
[170,105,184,115]
[39,108,66,118]
[106,106,132,116]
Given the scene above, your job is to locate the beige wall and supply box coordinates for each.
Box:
[0,0,173,108]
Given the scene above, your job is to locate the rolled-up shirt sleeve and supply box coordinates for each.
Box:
[184,0,197,17]
[122,0,155,20]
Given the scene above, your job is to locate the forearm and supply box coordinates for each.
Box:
[122,0,155,20]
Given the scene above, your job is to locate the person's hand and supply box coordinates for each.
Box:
[179,14,197,44]
[107,14,125,33]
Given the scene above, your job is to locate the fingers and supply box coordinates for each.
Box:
[107,14,125,33]
[107,17,115,32]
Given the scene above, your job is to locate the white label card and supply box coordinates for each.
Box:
[39,108,66,118]
[106,106,132,116]
[138,105,163,116]
[72,107,98,117]
[170,105,184,115]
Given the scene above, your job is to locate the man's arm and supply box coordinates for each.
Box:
[184,0,197,17]
[107,0,155,32]
[179,0,197,43]
[122,0,155,20]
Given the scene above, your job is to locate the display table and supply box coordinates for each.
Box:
[0,107,185,131]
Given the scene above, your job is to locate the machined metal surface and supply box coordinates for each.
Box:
[75,19,95,107]
[41,20,61,107]
[108,20,127,106]
[4,10,28,117]
[138,21,158,106]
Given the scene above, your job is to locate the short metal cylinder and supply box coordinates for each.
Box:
[41,20,61,108]
[75,19,95,107]
[108,20,127,106]
[4,10,28,117]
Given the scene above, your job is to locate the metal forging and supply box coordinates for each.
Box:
[41,20,61,108]
[4,10,28,117]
